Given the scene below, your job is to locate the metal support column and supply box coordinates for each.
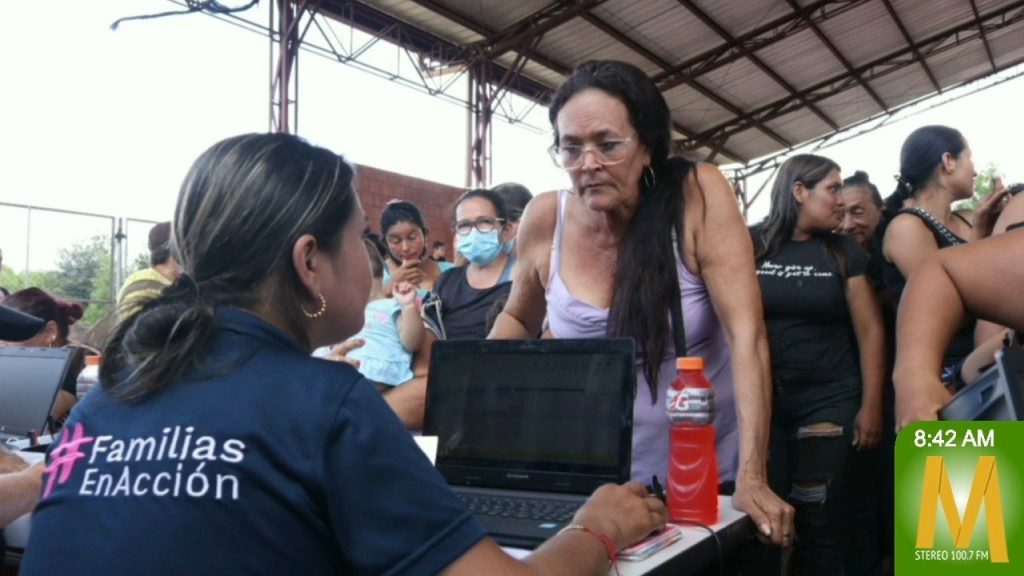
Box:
[270,0,318,133]
[468,62,493,188]
[732,177,748,221]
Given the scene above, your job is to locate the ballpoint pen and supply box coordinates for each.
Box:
[650,475,666,504]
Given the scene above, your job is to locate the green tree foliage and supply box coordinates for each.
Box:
[52,236,109,303]
[84,254,114,326]
[132,252,149,272]
[2,235,115,331]
[0,267,57,294]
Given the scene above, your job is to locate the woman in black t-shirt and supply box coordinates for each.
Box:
[752,154,885,576]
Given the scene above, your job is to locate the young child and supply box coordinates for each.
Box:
[333,238,424,390]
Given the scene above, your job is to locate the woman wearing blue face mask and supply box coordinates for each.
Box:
[424,188,516,341]
[384,189,517,428]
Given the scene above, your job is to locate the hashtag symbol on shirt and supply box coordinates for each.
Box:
[43,423,95,499]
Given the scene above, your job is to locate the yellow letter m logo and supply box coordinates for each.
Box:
[916,455,1008,563]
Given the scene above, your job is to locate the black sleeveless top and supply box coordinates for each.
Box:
[880,207,975,368]
[425,261,513,340]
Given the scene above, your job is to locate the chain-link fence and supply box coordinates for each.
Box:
[0,202,159,337]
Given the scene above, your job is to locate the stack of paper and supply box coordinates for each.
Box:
[618,524,683,561]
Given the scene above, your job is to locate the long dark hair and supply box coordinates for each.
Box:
[101,133,357,402]
[754,154,848,277]
[885,125,966,215]
[549,59,688,397]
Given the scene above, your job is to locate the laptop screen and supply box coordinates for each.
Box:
[0,347,73,438]
[425,339,635,493]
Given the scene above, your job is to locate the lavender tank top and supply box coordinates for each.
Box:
[545,191,738,484]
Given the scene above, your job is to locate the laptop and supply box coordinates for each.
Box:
[424,338,636,549]
[0,347,74,447]
[940,345,1024,421]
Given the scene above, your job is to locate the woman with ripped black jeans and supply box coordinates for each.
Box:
[751,154,885,575]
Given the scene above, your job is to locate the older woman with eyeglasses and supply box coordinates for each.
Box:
[488,60,794,546]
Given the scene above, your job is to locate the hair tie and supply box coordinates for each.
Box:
[163,273,201,304]
[893,174,913,196]
[177,272,199,292]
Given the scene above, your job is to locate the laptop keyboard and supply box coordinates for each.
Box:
[458,493,578,522]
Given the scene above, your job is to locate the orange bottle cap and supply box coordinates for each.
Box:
[676,357,704,371]
[85,355,102,366]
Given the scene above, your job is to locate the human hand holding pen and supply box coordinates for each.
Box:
[571,482,667,550]
[648,475,666,504]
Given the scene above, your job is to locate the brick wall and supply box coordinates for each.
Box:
[355,163,464,256]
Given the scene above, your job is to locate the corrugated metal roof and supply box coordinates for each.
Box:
[663,84,736,133]
[764,109,832,144]
[443,0,554,32]
[695,0,798,37]
[816,86,885,127]
[325,0,1024,166]
[989,21,1024,65]
[596,0,719,67]
[538,18,662,74]
[754,27,850,91]
[699,57,789,110]
[896,0,975,38]
[870,66,935,105]
[367,0,484,44]
[930,42,996,85]
[818,2,904,70]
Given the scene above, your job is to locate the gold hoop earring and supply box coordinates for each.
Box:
[302,293,327,319]
[643,166,656,189]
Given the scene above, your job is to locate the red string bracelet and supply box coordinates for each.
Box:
[556,523,618,571]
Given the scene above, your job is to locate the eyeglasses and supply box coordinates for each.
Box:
[548,136,636,169]
[454,217,505,236]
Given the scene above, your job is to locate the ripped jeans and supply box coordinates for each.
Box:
[769,375,861,576]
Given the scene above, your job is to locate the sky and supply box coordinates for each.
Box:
[3,0,1024,273]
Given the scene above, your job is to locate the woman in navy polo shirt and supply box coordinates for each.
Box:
[22,133,664,576]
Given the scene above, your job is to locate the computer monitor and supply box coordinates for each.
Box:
[940,346,1024,421]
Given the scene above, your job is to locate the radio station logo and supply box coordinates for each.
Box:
[896,422,1021,575]
[916,455,1006,563]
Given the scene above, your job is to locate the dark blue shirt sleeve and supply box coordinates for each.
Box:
[323,379,486,575]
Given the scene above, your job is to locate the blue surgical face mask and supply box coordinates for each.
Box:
[501,238,516,256]
[458,229,502,265]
